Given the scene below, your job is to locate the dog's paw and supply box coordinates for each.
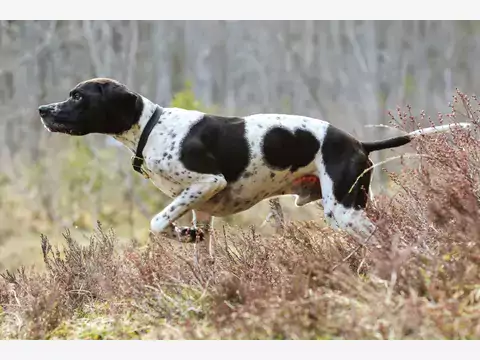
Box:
[176,226,205,243]
[150,221,205,243]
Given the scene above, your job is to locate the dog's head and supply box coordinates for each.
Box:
[38,78,143,136]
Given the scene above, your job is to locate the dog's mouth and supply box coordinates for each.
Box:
[40,116,53,133]
[40,116,81,136]
[39,103,80,135]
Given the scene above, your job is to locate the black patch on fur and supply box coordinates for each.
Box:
[322,125,372,209]
[179,115,250,183]
[362,135,411,153]
[262,127,320,172]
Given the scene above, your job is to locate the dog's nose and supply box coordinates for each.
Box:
[38,105,51,117]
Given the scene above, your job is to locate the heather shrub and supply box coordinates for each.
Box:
[1,90,480,339]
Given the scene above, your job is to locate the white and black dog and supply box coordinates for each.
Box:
[38,78,473,257]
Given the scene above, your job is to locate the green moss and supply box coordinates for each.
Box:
[47,314,153,340]
[46,322,71,339]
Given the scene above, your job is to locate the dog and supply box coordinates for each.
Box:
[38,78,474,258]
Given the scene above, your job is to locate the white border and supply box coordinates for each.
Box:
[1,2,480,355]
[2,0,480,20]
[1,340,480,359]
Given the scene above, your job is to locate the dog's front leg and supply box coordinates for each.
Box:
[150,175,226,246]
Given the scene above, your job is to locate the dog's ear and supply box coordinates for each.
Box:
[102,82,143,134]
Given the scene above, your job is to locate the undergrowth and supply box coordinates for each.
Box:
[1,89,480,339]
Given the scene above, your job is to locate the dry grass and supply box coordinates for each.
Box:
[1,90,480,339]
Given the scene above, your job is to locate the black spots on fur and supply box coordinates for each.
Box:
[326,211,333,219]
[167,154,173,160]
[262,126,320,173]
[243,171,253,178]
[257,124,263,129]
[179,114,250,183]
[270,172,276,179]
[162,152,167,157]
[322,125,372,210]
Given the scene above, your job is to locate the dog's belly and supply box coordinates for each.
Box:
[194,186,278,216]
[194,172,319,216]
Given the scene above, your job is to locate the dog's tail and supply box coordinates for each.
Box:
[361,122,475,153]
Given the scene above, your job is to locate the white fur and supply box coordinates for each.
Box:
[408,123,474,138]
[110,96,475,255]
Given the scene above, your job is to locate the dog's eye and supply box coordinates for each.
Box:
[72,93,82,101]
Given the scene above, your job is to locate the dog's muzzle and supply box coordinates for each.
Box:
[38,104,63,133]
[38,104,55,118]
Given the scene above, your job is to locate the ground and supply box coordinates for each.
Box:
[1,99,480,340]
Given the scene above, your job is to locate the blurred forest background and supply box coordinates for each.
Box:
[0,20,479,270]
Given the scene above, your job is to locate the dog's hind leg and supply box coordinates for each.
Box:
[261,198,286,232]
[192,210,217,260]
[316,155,376,242]
[205,215,216,260]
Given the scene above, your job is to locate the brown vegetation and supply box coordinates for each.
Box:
[1,91,480,339]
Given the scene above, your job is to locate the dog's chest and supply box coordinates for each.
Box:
[142,146,188,199]
[147,172,184,198]
[140,108,205,197]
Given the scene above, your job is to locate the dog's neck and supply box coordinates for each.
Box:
[112,95,159,153]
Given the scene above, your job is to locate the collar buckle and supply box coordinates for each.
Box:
[131,106,162,178]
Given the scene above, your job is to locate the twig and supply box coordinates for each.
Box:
[348,153,433,195]
[364,124,408,134]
